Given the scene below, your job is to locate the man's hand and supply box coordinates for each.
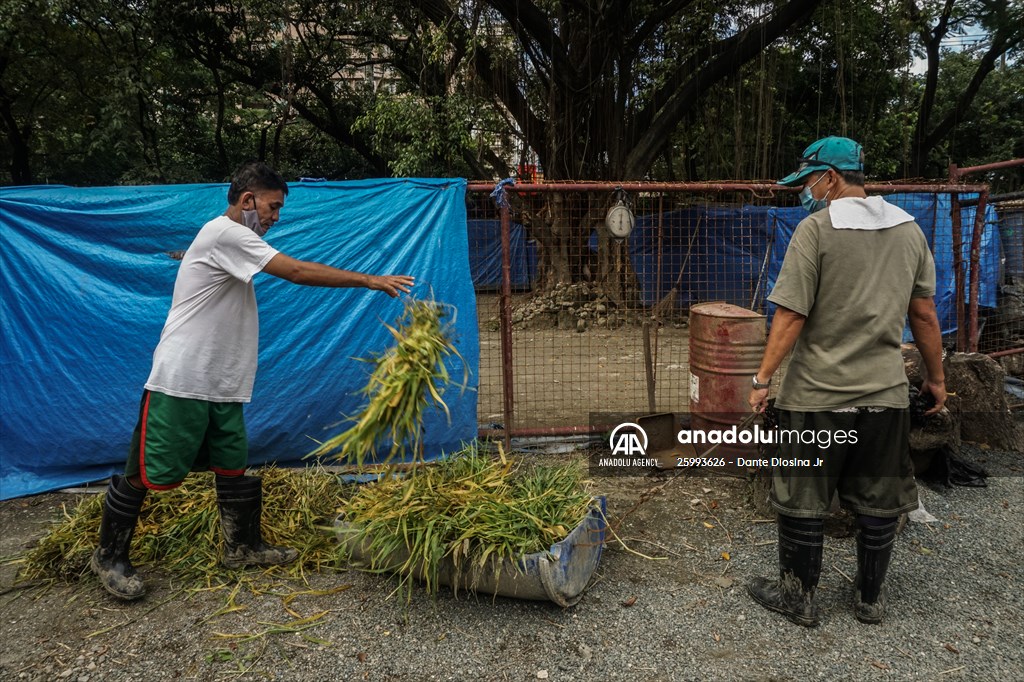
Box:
[919,378,947,416]
[749,387,770,414]
[367,274,415,298]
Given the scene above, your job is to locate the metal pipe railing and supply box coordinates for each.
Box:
[947,162,1020,354]
[468,181,989,194]
[949,158,1024,178]
[479,425,609,438]
[498,195,514,452]
[967,190,989,352]
[950,188,967,351]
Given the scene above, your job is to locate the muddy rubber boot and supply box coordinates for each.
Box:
[90,475,148,600]
[854,518,898,624]
[747,515,824,627]
[216,474,298,569]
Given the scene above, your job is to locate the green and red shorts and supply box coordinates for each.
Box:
[125,390,249,489]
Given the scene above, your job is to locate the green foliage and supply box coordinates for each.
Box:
[660,0,1021,183]
[308,297,466,468]
[1,0,1020,186]
[353,94,477,177]
[940,50,1024,190]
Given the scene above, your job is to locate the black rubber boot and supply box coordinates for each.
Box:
[854,518,898,624]
[747,515,824,627]
[90,475,148,600]
[216,474,298,569]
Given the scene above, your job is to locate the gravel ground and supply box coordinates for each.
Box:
[1,443,1021,682]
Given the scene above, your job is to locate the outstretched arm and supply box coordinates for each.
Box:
[262,253,414,297]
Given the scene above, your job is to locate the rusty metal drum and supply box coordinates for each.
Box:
[688,302,766,462]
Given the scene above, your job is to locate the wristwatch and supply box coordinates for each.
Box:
[752,374,771,390]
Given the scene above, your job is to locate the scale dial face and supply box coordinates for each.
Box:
[606,204,635,238]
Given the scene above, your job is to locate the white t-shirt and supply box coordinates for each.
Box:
[145,215,279,402]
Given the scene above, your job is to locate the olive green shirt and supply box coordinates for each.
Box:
[769,203,936,411]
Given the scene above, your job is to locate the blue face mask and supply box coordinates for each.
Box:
[800,173,829,213]
[800,187,826,213]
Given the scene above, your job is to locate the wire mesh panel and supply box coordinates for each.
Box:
[980,200,1024,370]
[467,182,994,433]
[949,159,1024,372]
[868,189,970,349]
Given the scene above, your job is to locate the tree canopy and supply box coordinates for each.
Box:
[2,0,1022,187]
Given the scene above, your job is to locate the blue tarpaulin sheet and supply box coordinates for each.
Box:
[766,194,999,338]
[621,206,775,309]
[467,219,537,289]
[0,179,478,500]
[597,194,997,334]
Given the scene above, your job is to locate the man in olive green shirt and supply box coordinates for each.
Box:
[746,136,946,627]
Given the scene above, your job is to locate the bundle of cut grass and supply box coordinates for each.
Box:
[337,445,594,599]
[17,467,345,586]
[308,297,465,468]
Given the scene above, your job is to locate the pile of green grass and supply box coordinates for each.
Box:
[339,446,594,599]
[308,297,466,468]
[16,467,345,586]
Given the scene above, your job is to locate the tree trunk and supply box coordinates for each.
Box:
[908,20,945,178]
[213,68,229,174]
[910,26,1021,177]
[0,90,32,184]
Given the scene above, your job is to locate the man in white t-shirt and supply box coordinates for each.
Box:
[92,162,414,600]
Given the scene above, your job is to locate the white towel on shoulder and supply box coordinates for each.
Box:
[829,196,915,230]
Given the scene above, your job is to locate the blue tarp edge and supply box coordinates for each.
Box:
[0,179,478,500]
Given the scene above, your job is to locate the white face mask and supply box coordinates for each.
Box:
[241,197,268,237]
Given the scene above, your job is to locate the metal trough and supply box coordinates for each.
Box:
[335,496,607,607]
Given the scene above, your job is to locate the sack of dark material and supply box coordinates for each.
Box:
[907,385,988,487]
[915,444,989,487]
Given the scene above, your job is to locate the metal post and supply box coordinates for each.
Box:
[968,190,988,352]
[498,199,514,452]
[947,163,965,351]
[951,192,966,352]
[467,181,988,194]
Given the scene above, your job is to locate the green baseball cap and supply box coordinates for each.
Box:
[777,136,864,186]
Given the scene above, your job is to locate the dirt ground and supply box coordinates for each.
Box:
[1,298,1019,680]
[0,461,739,681]
[475,293,696,428]
[2,443,1022,681]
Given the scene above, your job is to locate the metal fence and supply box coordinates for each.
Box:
[466,181,995,437]
[949,160,1024,367]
